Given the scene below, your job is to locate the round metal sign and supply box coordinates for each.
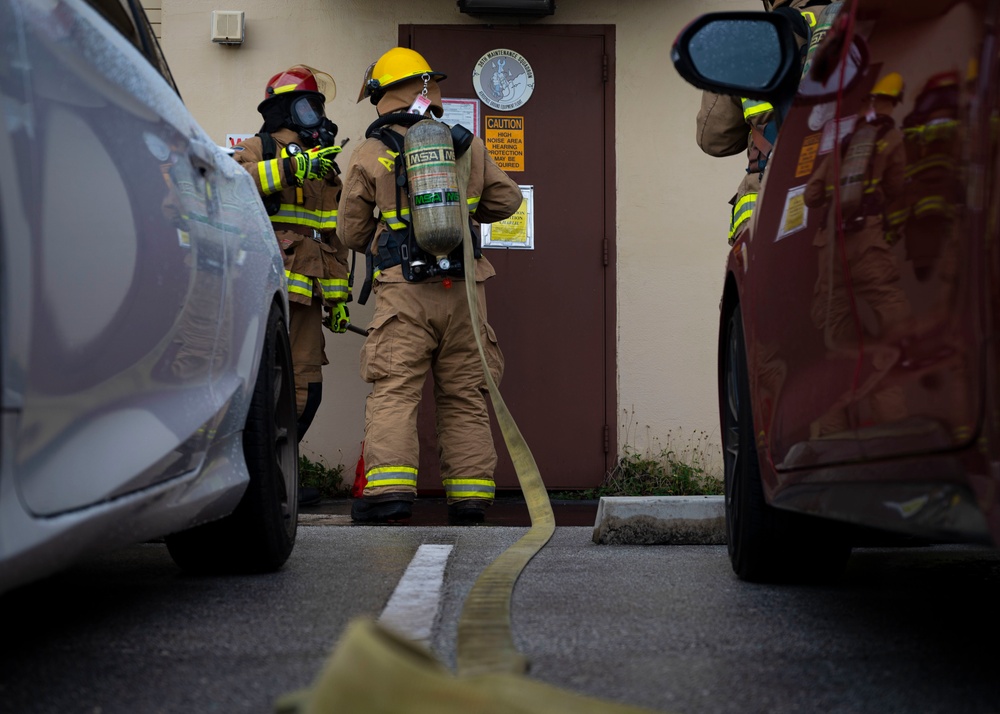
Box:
[472,49,535,111]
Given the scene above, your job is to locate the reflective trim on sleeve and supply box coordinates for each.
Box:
[365,466,419,489]
[741,98,773,120]
[442,478,496,500]
[320,277,349,302]
[380,208,410,231]
[258,158,285,195]
[270,206,338,231]
[285,271,313,298]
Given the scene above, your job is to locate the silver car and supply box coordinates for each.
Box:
[0,0,299,594]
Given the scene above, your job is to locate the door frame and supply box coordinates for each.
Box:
[400,24,618,489]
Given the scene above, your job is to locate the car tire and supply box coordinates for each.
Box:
[722,304,850,583]
[166,302,299,574]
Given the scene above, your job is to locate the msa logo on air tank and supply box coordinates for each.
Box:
[405,146,456,169]
[413,189,461,207]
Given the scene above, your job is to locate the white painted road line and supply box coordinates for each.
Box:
[378,544,454,648]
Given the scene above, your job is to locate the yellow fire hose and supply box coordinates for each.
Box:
[274,146,664,714]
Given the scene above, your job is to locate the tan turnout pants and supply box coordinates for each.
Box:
[359,279,504,504]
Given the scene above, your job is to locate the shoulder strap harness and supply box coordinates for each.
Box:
[357,112,481,305]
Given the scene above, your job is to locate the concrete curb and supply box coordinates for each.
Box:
[591,496,726,545]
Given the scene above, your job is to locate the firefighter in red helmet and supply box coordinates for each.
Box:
[233,65,349,504]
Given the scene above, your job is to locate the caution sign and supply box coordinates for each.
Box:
[795,133,822,178]
[485,116,524,172]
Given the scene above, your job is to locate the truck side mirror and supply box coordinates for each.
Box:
[671,12,801,102]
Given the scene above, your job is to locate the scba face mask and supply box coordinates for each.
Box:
[290,95,326,128]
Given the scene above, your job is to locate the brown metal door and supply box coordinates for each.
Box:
[402,24,616,491]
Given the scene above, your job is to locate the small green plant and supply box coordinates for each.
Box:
[551,416,723,499]
[601,440,722,496]
[299,454,349,498]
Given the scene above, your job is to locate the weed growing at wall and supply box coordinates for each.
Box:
[299,455,349,499]
[553,412,723,499]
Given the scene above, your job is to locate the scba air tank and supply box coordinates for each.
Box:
[403,120,464,257]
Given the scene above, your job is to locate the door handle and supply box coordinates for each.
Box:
[188,139,217,175]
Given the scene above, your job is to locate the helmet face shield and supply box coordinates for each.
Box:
[357,61,377,103]
[290,94,325,128]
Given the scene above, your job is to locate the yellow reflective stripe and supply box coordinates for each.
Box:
[285,271,313,297]
[381,208,410,231]
[885,207,911,227]
[741,98,773,120]
[904,119,959,143]
[913,195,953,217]
[366,466,418,487]
[270,206,338,230]
[382,197,477,230]
[800,10,818,26]
[730,192,756,239]
[905,155,956,178]
[258,158,285,195]
[443,478,496,499]
[834,176,881,190]
[320,277,349,301]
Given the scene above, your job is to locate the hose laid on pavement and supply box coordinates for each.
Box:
[454,150,556,678]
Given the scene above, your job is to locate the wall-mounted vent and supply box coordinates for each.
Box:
[211,11,244,44]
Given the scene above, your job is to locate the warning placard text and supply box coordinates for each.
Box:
[485,115,524,172]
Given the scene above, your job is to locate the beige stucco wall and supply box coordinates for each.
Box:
[155,0,755,479]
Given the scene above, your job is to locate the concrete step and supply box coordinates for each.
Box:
[591,496,726,545]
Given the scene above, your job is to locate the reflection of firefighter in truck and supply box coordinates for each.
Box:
[898,69,974,443]
[803,72,912,437]
[900,71,963,283]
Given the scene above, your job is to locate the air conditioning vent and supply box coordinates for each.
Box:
[211,11,244,45]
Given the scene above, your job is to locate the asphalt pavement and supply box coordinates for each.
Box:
[3,527,998,714]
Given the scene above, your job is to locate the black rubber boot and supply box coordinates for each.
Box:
[351,498,413,524]
[447,500,488,525]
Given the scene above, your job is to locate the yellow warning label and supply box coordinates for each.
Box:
[490,199,529,244]
[485,115,524,172]
[783,192,806,232]
[795,133,821,178]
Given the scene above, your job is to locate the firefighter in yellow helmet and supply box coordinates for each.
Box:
[696,0,835,244]
[338,48,522,524]
[232,65,350,503]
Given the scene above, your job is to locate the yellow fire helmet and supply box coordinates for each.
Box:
[357,47,446,104]
[870,71,905,101]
